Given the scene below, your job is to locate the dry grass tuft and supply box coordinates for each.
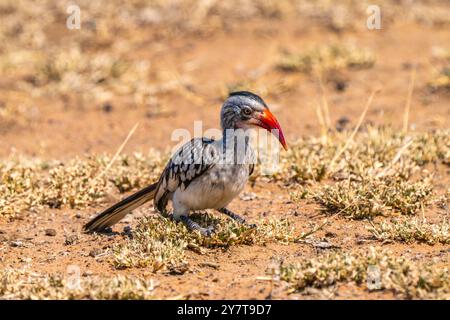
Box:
[281,127,448,219]
[0,1,448,111]
[277,44,375,74]
[273,127,449,184]
[0,153,165,217]
[113,213,297,270]
[429,47,450,92]
[0,269,155,300]
[311,177,434,219]
[369,218,449,244]
[0,102,36,129]
[277,248,450,299]
[429,64,450,92]
[33,48,152,105]
[112,216,189,271]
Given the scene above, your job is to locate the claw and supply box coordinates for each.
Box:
[180,215,214,237]
[200,226,215,237]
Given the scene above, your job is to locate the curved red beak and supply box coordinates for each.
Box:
[257,109,288,150]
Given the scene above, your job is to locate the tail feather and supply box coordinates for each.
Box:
[84,183,157,232]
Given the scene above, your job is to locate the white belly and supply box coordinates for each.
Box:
[172,164,249,211]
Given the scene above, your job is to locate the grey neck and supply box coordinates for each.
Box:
[221,129,253,166]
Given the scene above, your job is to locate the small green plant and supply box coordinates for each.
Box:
[369,218,449,244]
[0,153,165,217]
[270,127,449,184]
[429,65,450,92]
[277,248,450,299]
[112,213,298,271]
[311,177,434,219]
[0,269,156,300]
[277,44,375,74]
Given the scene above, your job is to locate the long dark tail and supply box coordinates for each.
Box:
[83,183,157,232]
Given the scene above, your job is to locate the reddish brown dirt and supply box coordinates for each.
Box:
[0,18,449,299]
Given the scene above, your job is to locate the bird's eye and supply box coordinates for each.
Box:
[242,107,252,116]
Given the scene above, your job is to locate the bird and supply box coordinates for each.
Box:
[84,91,287,236]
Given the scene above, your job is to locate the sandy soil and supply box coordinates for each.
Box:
[0,16,449,299]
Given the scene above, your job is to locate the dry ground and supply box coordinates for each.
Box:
[0,1,449,299]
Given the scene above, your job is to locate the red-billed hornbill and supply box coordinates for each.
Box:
[84,91,287,236]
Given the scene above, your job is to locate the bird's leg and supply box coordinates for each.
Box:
[179,215,214,237]
[218,208,256,228]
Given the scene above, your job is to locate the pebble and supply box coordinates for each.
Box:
[10,240,23,247]
[101,103,113,113]
[123,226,132,234]
[334,80,347,92]
[199,262,220,269]
[240,192,257,201]
[45,228,57,236]
[336,116,350,132]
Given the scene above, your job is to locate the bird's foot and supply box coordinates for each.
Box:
[218,208,256,228]
[180,215,215,237]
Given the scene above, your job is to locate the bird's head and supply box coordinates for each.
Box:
[221,91,287,150]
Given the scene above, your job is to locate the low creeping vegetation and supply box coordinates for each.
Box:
[429,64,450,92]
[273,127,449,183]
[429,47,450,92]
[281,127,448,219]
[0,270,155,300]
[112,213,298,271]
[310,177,433,218]
[0,102,35,129]
[2,127,448,220]
[0,153,165,217]
[369,218,449,245]
[277,44,375,74]
[277,248,450,299]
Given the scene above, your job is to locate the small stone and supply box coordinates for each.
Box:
[199,262,220,269]
[82,271,93,277]
[10,241,23,247]
[45,228,57,236]
[402,62,413,70]
[307,239,341,249]
[101,103,113,113]
[123,226,132,234]
[336,116,350,132]
[334,80,347,92]
[240,192,257,201]
[20,257,32,263]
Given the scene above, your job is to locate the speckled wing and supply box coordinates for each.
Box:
[153,137,218,212]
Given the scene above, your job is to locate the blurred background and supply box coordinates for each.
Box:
[0,0,449,159]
